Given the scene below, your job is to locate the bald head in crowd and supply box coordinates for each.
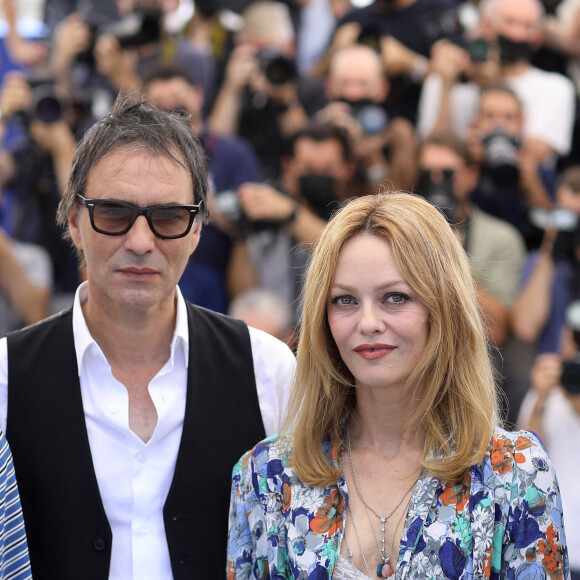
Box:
[325,44,389,104]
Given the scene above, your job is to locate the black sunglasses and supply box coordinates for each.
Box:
[76,194,203,240]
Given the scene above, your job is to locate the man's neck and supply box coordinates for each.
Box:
[81,294,177,372]
[501,60,532,78]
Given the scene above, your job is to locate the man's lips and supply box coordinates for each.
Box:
[117,267,159,278]
[353,344,395,360]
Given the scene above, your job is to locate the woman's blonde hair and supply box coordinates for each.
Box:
[286,192,499,486]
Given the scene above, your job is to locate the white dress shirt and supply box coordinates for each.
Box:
[0,282,296,579]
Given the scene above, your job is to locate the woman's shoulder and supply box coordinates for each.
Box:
[232,433,295,489]
[477,426,556,490]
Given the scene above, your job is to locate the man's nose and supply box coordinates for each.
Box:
[123,215,156,254]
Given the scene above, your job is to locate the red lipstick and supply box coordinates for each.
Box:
[353,344,394,360]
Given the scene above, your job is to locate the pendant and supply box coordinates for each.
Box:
[377,560,393,578]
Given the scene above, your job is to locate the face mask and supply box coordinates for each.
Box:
[498,34,533,64]
[299,174,340,221]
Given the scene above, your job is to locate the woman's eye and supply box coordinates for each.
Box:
[385,293,409,304]
[332,295,356,306]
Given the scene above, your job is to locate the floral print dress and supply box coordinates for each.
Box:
[227,427,569,579]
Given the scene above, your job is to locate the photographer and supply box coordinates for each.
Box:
[417,132,526,348]
[417,0,576,166]
[0,70,77,304]
[208,1,325,179]
[144,64,263,313]
[512,166,580,353]
[227,122,356,329]
[468,85,556,249]
[313,0,466,123]
[519,330,580,578]
[49,2,216,116]
[315,44,417,194]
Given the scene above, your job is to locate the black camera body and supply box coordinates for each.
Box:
[105,8,163,48]
[562,302,580,395]
[482,127,520,187]
[25,73,66,124]
[418,168,459,223]
[256,48,297,86]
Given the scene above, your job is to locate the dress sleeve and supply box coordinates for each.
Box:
[500,430,569,578]
[226,450,269,580]
[0,431,31,579]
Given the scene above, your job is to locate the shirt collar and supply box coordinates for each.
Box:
[72,281,190,375]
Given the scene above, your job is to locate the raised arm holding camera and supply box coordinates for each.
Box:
[315,44,417,194]
[512,166,580,353]
[518,312,580,578]
[208,1,325,179]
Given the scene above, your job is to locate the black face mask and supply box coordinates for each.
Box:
[299,174,340,221]
[498,34,534,64]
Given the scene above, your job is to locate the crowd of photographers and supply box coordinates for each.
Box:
[1,0,580,569]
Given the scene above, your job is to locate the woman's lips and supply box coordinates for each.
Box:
[353,344,395,360]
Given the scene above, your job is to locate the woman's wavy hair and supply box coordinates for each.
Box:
[286,192,499,486]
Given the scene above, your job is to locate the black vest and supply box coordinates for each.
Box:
[6,302,266,579]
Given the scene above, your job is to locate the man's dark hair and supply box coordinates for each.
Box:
[56,93,209,246]
[143,64,199,89]
[285,122,354,164]
[418,132,473,166]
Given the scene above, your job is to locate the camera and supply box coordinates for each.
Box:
[256,48,297,86]
[482,127,520,187]
[212,190,243,228]
[468,37,490,63]
[418,168,458,223]
[528,207,580,262]
[23,73,67,124]
[561,301,580,395]
[357,25,382,54]
[421,8,464,46]
[352,103,389,135]
[105,8,163,48]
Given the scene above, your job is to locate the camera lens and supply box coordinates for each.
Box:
[257,49,297,86]
[561,359,580,395]
[354,105,389,135]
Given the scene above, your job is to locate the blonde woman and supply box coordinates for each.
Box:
[227,193,569,579]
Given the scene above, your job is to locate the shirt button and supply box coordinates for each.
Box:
[140,524,150,535]
[109,404,119,414]
[93,537,107,552]
[136,453,146,463]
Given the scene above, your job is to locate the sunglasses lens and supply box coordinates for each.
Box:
[93,202,134,234]
[150,207,192,237]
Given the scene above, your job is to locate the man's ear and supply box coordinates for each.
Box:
[68,208,83,251]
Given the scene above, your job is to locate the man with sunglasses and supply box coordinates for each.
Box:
[0,95,296,579]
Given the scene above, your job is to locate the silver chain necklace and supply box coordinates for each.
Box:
[345,427,419,578]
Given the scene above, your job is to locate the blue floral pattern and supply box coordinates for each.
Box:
[227,427,569,579]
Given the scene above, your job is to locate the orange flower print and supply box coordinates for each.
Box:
[514,435,533,465]
[283,482,292,512]
[538,524,565,579]
[310,489,344,537]
[490,437,514,474]
[440,473,471,512]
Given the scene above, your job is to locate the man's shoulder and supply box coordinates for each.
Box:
[471,208,524,242]
[7,308,71,342]
[514,66,575,95]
